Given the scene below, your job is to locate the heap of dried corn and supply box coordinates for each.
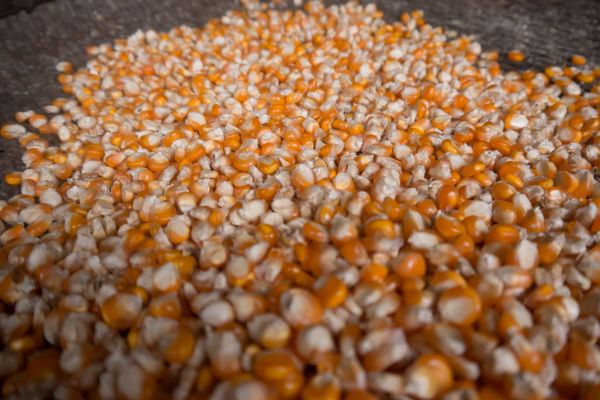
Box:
[1,1,600,399]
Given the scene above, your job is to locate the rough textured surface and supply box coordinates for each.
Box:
[0,0,598,199]
[0,0,51,18]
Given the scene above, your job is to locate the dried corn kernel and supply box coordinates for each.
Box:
[0,2,597,399]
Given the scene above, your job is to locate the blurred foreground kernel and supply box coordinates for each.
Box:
[0,0,599,399]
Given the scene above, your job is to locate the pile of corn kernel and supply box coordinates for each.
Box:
[1,1,600,399]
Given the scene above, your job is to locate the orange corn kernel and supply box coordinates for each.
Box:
[161,324,196,364]
[438,185,459,211]
[434,214,465,240]
[364,218,396,239]
[301,377,341,400]
[314,275,348,308]
[339,238,368,264]
[253,350,300,382]
[571,54,587,65]
[149,294,182,319]
[437,286,482,326]
[463,216,487,243]
[4,172,22,186]
[392,251,426,279]
[484,224,520,244]
[302,221,330,243]
[508,49,525,62]
[100,293,142,330]
[360,263,389,283]
[491,181,516,200]
[280,288,323,327]
[406,353,454,399]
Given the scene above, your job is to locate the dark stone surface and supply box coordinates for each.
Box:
[0,0,52,18]
[0,0,598,199]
